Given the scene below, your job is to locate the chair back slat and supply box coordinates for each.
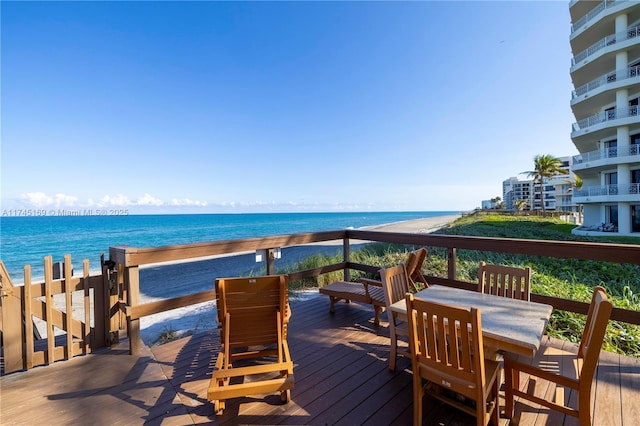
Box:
[381,264,411,307]
[478,261,531,301]
[407,294,485,399]
[578,286,613,381]
[216,275,289,349]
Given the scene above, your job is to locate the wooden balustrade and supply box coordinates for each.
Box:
[0,255,109,373]
[2,229,640,370]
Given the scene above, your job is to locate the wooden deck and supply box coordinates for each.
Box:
[2,293,639,425]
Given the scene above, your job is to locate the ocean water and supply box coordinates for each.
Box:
[0,211,458,281]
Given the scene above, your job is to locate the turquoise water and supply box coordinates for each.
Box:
[0,211,459,280]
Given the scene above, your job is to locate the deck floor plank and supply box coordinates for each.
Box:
[2,293,638,425]
[593,349,622,426]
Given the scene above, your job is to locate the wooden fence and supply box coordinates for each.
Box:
[2,229,640,372]
[1,255,113,373]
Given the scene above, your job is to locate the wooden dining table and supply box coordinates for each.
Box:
[389,285,554,358]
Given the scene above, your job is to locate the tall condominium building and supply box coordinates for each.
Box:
[569,0,640,235]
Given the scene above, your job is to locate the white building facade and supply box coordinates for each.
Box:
[569,0,640,235]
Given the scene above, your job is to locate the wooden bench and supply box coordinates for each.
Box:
[319,279,386,325]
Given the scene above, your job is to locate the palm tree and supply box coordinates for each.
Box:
[523,154,569,215]
[514,199,529,215]
[490,196,502,210]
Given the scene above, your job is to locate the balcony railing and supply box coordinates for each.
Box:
[573,183,640,197]
[571,24,640,67]
[571,0,630,34]
[572,105,639,133]
[572,65,640,99]
[573,144,640,164]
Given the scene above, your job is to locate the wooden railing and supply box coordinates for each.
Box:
[2,229,640,372]
[110,229,640,355]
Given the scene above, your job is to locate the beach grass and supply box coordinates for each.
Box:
[280,214,640,357]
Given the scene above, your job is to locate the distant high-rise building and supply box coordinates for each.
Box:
[569,0,640,235]
[502,156,578,213]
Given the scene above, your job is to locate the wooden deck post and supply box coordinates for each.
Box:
[343,238,350,282]
[266,248,276,275]
[447,248,457,280]
[125,265,142,355]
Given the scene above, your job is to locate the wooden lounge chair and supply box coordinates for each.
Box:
[379,264,413,372]
[478,261,531,301]
[405,293,501,426]
[208,275,294,415]
[319,248,428,325]
[504,286,612,425]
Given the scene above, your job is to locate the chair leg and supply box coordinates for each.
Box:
[504,361,516,418]
[413,376,423,425]
[329,297,336,313]
[389,330,397,372]
[374,306,381,326]
[578,387,591,426]
[214,399,225,415]
[491,375,500,426]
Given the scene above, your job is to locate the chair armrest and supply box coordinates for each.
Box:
[360,278,382,288]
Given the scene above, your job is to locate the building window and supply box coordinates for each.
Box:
[633,205,640,232]
[606,205,619,226]
[632,170,640,195]
[605,139,617,157]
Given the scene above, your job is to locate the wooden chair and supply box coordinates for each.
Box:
[406,293,500,426]
[361,248,429,325]
[379,264,413,372]
[478,261,531,301]
[319,248,428,326]
[207,275,294,415]
[504,286,612,425]
[405,247,429,289]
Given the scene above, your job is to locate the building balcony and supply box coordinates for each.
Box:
[571,105,639,139]
[571,0,637,41]
[572,144,640,171]
[570,24,640,79]
[571,65,640,116]
[572,183,640,202]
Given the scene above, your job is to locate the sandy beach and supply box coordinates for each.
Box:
[136,214,460,344]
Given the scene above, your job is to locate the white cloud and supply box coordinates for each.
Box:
[97,194,132,207]
[53,193,79,207]
[19,192,78,207]
[170,198,208,207]
[137,193,164,206]
[19,192,53,207]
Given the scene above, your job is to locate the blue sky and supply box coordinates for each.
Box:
[1,1,577,214]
